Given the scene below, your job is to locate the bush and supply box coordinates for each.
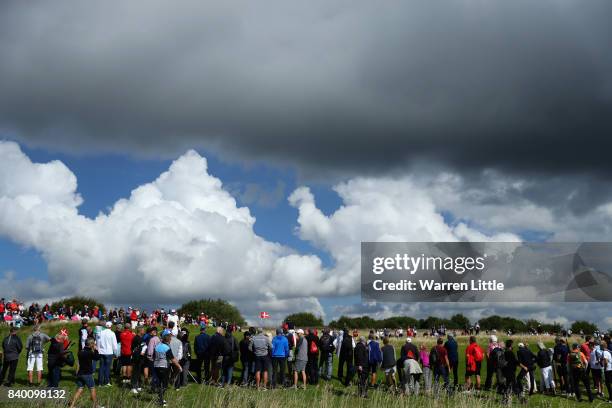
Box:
[50,296,106,314]
[284,312,323,328]
[178,299,245,325]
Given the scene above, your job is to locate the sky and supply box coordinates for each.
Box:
[1,1,611,328]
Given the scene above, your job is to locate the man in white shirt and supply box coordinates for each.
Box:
[97,321,118,386]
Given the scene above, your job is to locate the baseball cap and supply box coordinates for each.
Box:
[406,337,412,343]
[518,342,525,348]
[297,329,304,334]
[105,321,112,328]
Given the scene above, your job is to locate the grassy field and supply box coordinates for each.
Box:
[0,322,606,407]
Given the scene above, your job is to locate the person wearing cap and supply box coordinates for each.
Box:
[97,321,118,386]
[517,342,536,397]
[146,327,161,388]
[167,310,179,337]
[1,326,23,387]
[47,332,68,388]
[271,328,289,388]
[589,340,605,398]
[484,334,500,391]
[154,332,182,407]
[194,325,211,384]
[536,342,555,394]
[293,329,308,388]
[568,342,593,402]
[69,338,101,408]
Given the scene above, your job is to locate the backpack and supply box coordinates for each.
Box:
[309,339,319,354]
[31,333,43,354]
[473,345,484,362]
[491,347,506,369]
[319,334,333,353]
[569,351,583,370]
[429,347,439,367]
[368,341,382,364]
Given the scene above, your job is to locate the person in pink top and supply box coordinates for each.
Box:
[420,344,432,393]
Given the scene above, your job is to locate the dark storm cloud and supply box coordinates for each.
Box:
[1,0,611,177]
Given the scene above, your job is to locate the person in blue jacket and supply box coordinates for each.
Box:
[444,333,459,389]
[271,328,289,388]
[194,326,210,384]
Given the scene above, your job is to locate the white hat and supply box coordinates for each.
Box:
[105,321,112,328]
[490,334,498,343]
[518,342,525,348]
[297,329,304,334]
[406,337,412,343]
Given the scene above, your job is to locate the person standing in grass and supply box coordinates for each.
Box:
[239,331,254,385]
[501,339,518,405]
[589,340,605,398]
[119,322,135,386]
[293,329,308,389]
[271,328,289,388]
[381,337,396,390]
[354,336,369,398]
[536,342,555,395]
[194,326,211,384]
[1,326,22,387]
[98,321,118,387]
[70,338,101,408]
[318,328,334,381]
[419,344,432,393]
[47,332,67,388]
[25,325,50,386]
[305,328,320,385]
[465,336,484,391]
[444,333,459,389]
[131,326,146,394]
[553,337,570,395]
[367,333,382,387]
[154,333,182,407]
[250,327,272,389]
[176,329,191,389]
[221,326,238,387]
[568,342,593,403]
[601,340,612,403]
[517,342,536,397]
[431,337,450,395]
[339,329,355,384]
[484,334,500,391]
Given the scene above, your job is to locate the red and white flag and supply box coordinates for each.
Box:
[260,311,270,319]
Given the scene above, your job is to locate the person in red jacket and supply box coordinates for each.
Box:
[120,323,136,384]
[465,336,484,391]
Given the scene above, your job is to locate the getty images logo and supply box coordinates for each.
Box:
[372,253,487,275]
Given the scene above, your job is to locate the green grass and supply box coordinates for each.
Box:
[0,322,606,407]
